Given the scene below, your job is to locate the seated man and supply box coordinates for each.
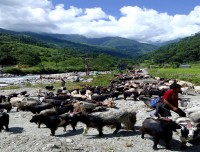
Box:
[154,83,186,117]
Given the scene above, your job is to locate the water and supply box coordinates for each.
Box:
[0,75,40,86]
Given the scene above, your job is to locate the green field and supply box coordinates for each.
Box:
[148,65,200,85]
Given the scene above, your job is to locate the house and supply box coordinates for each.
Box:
[179,64,191,68]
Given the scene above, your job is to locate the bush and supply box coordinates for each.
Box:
[3,67,25,75]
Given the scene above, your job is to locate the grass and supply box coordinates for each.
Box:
[0,85,21,90]
[63,73,116,90]
[148,67,200,85]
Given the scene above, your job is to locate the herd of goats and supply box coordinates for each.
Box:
[1,69,200,150]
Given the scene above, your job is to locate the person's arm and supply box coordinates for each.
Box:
[163,99,178,111]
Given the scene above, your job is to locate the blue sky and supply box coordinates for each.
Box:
[52,0,200,17]
[0,0,200,42]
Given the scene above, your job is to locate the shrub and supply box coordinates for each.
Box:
[3,67,25,75]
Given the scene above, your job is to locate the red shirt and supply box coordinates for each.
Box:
[162,89,179,108]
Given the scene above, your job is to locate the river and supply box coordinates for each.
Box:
[0,75,40,86]
[0,71,111,87]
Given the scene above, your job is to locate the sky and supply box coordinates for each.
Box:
[0,0,200,43]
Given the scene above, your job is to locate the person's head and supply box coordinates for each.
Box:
[170,83,182,93]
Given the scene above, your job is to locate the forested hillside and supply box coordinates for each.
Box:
[0,28,158,57]
[0,32,134,74]
[137,33,200,65]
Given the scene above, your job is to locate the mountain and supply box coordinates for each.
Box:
[0,29,127,58]
[0,31,122,73]
[0,28,158,58]
[150,39,181,47]
[41,33,158,56]
[138,33,200,64]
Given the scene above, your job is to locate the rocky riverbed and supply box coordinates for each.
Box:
[0,71,111,87]
[1,86,200,152]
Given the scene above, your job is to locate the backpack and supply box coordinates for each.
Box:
[150,97,161,108]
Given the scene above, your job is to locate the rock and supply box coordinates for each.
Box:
[65,138,73,143]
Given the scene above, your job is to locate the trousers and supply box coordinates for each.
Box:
[154,102,186,117]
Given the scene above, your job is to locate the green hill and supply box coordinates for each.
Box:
[137,33,200,64]
[0,30,136,74]
[0,28,158,58]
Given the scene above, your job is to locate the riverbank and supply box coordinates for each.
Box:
[0,71,111,88]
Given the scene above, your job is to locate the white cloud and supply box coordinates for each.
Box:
[0,0,200,42]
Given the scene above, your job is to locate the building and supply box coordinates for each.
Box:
[179,64,191,68]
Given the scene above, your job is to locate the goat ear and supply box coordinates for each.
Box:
[180,125,185,130]
[192,127,197,130]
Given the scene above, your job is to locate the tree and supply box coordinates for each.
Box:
[17,52,41,66]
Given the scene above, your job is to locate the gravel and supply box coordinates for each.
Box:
[1,87,200,152]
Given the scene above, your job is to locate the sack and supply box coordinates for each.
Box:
[150,97,161,108]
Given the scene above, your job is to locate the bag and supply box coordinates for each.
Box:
[150,97,161,108]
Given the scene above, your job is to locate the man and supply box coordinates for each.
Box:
[155,83,186,117]
[61,78,66,88]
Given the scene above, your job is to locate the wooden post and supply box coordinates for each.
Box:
[84,57,89,76]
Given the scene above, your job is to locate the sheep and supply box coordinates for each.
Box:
[45,85,54,91]
[31,109,59,128]
[69,109,136,136]
[175,117,199,150]
[181,87,189,95]
[158,85,170,90]
[8,97,25,108]
[0,102,12,112]
[25,103,53,114]
[17,100,41,112]
[123,90,139,100]
[73,100,115,113]
[0,95,6,103]
[70,89,79,96]
[85,90,92,99]
[194,86,200,93]
[0,112,9,132]
[109,91,121,100]
[71,94,87,101]
[72,101,96,113]
[30,113,71,136]
[91,94,110,102]
[43,99,65,108]
[141,117,181,150]
[54,104,74,115]
[144,74,151,78]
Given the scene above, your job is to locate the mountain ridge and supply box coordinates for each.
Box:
[0,28,158,58]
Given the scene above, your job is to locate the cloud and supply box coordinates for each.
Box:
[0,0,200,42]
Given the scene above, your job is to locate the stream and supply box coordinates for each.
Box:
[0,75,40,86]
